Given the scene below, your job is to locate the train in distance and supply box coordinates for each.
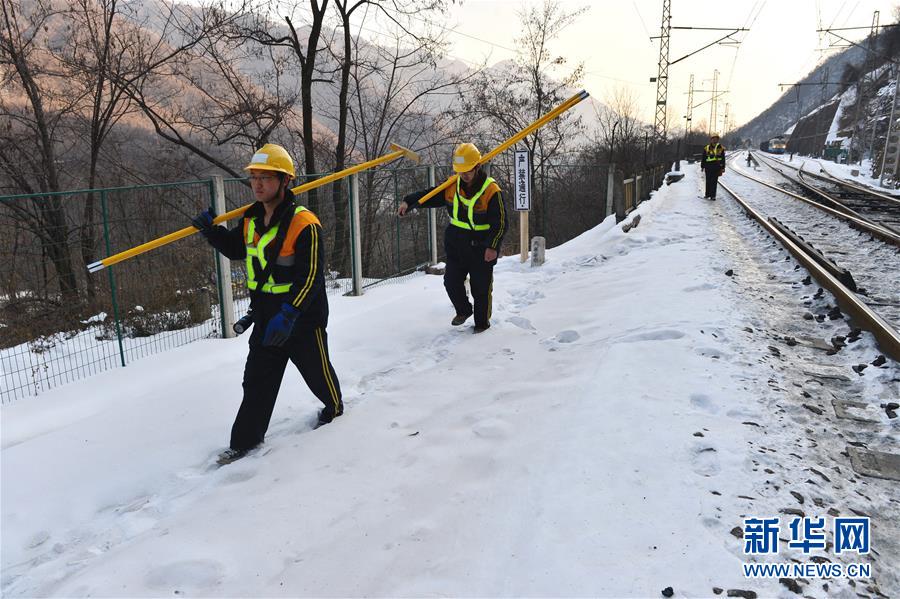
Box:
[759,136,787,154]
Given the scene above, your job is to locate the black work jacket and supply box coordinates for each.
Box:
[404,171,507,251]
[202,190,328,329]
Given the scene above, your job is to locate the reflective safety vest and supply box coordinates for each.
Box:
[245,205,307,294]
[704,143,724,162]
[450,176,494,231]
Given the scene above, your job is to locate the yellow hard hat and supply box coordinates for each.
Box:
[452,143,481,173]
[710,132,720,138]
[245,143,295,178]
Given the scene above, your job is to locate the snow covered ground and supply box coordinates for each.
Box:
[2,166,898,597]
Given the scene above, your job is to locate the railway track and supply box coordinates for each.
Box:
[752,151,900,235]
[722,159,900,361]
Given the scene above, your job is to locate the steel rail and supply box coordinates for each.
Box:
[733,156,900,247]
[720,179,900,362]
[802,165,900,207]
[753,151,900,208]
[754,152,900,236]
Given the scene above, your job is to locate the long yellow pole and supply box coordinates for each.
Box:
[409,90,590,207]
[88,144,419,273]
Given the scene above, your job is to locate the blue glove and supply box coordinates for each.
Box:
[191,209,216,235]
[262,303,300,347]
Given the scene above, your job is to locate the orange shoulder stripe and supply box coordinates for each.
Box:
[280,210,321,257]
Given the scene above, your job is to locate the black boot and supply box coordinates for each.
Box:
[316,404,344,428]
[451,310,472,326]
[216,447,250,465]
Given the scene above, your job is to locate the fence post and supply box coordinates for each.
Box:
[427,165,438,265]
[606,163,615,219]
[100,189,127,367]
[210,175,235,338]
[349,173,364,296]
[615,171,626,223]
[394,170,401,276]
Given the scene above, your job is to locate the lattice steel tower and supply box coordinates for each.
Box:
[685,74,694,134]
[653,0,672,142]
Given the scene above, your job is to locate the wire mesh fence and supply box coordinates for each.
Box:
[0,161,666,402]
[0,180,222,403]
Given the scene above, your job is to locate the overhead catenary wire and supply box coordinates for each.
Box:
[723,0,767,126]
[632,1,654,44]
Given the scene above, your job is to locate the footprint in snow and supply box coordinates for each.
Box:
[540,330,580,351]
[695,346,730,360]
[471,417,513,440]
[112,495,152,515]
[556,330,580,343]
[619,329,686,343]
[505,288,545,311]
[690,393,719,414]
[25,530,51,549]
[144,559,223,590]
[506,316,535,331]
[725,408,763,422]
[573,254,607,268]
[690,443,721,477]
[220,469,257,485]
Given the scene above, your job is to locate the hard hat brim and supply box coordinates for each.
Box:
[244,163,294,178]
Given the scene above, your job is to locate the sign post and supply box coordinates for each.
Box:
[514,150,531,263]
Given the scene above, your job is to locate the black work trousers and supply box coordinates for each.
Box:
[704,168,721,199]
[230,324,342,450]
[444,234,495,329]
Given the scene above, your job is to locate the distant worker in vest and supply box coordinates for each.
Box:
[702,133,726,200]
[191,144,343,465]
[398,143,507,333]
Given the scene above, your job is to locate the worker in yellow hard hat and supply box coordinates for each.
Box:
[191,143,343,465]
[398,143,507,333]
[702,132,726,200]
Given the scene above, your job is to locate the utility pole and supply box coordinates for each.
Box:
[818,16,900,171]
[851,11,880,164]
[814,68,829,158]
[648,6,747,156]
[722,102,730,136]
[864,11,881,163]
[709,69,719,134]
[684,74,695,142]
[878,64,900,186]
[652,0,671,146]
[675,74,694,170]
[685,74,695,129]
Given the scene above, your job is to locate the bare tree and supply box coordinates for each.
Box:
[343,23,478,273]
[0,0,80,304]
[458,0,586,238]
[51,0,144,302]
[107,0,248,179]
[223,0,331,213]
[315,3,470,274]
[184,36,301,154]
[593,86,644,169]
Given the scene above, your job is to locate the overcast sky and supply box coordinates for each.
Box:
[383,0,899,133]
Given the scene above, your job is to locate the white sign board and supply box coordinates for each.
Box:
[514,150,531,211]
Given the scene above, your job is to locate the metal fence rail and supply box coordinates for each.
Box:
[0,161,667,402]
